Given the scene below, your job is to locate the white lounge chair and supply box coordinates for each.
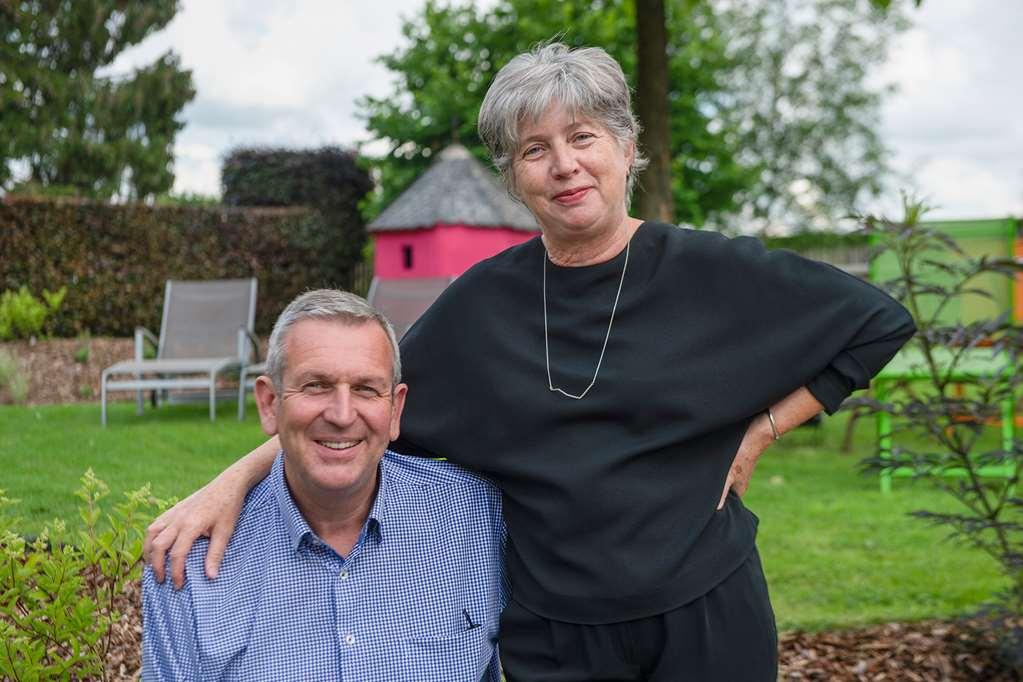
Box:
[100,278,258,425]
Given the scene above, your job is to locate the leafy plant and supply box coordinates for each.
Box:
[859,196,1023,670]
[73,333,91,364]
[0,472,166,681]
[0,285,66,341]
[0,349,28,404]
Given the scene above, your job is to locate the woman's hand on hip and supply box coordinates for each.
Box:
[717,413,775,510]
[716,387,825,510]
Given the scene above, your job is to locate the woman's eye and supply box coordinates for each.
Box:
[573,132,595,144]
[522,144,543,158]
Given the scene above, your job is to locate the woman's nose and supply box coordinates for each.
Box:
[549,143,578,177]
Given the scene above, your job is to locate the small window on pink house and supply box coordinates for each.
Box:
[402,245,414,270]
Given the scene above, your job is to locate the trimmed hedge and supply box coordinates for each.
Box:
[0,197,363,336]
[763,230,869,251]
[222,146,372,284]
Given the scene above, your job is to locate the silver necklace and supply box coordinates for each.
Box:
[543,240,630,400]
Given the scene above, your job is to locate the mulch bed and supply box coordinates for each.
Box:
[779,620,1019,680]
[4,340,1020,679]
[0,337,265,405]
[1,337,134,405]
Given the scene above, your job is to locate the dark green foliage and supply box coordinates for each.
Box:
[0,473,166,681]
[0,0,195,199]
[858,197,1023,671]
[222,146,373,294]
[0,197,366,336]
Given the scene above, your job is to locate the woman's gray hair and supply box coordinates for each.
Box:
[478,42,649,200]
[265,289,402,391]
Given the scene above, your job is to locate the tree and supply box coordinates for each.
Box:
[0,1,195,200]
[359,0,903,232]
[870,0,923,10]
[634,0,674,222]
[712,0,907,233]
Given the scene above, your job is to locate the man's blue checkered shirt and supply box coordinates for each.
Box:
[142,451,505,681]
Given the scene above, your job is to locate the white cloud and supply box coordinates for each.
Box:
[172,142,222,195]
[105,0,426,196]
[874,0,1023,220]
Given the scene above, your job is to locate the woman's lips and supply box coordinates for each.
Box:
[553,187,591,204]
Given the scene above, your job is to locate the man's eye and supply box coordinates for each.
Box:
[303,382,328,393]
[353,385,382,397]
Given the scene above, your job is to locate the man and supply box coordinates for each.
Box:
[142,290,504,681]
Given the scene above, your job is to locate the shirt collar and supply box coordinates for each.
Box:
[270,451,391,554]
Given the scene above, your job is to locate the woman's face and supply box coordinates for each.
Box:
[511,104,634,246]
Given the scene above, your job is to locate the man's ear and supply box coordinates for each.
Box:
[388,383,408,442]
[254,376,280,436]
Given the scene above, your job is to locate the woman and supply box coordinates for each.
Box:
[146,44,914,680]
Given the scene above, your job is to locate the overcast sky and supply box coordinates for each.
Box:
[107,0,1022,222]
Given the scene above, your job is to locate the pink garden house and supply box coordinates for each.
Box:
[367,144,538,335]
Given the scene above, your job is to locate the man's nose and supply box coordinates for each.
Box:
[322,386,357,426]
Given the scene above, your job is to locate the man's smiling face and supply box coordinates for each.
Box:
[255,317,406,502]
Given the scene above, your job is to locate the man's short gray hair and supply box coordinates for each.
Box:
[478,42,649,201]
[265,289,402,391]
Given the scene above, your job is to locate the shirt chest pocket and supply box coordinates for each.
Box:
[399,625,494,681]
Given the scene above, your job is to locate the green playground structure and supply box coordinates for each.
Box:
[869,217,1021,492]
[870,217,1018,325]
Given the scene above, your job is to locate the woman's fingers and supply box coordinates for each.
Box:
[145,511,186,583]
[204,517,238,581]
[717,473,733,510]
[143,517,166,567]
[168,524,208,589]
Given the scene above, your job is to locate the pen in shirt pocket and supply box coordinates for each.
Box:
[462,608,480,630]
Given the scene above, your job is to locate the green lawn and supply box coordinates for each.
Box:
[0,399,1008,632]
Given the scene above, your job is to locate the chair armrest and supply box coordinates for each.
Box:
[134,327,159,361]
[238,327,262,363]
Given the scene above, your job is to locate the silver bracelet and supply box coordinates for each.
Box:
[766,408,781,441]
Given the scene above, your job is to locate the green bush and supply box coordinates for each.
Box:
[0,472,166,681]
[0,286,64,340]
[0,349,28,404]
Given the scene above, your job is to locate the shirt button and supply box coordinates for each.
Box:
[339,569,349,581]
[344,633,356,646]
